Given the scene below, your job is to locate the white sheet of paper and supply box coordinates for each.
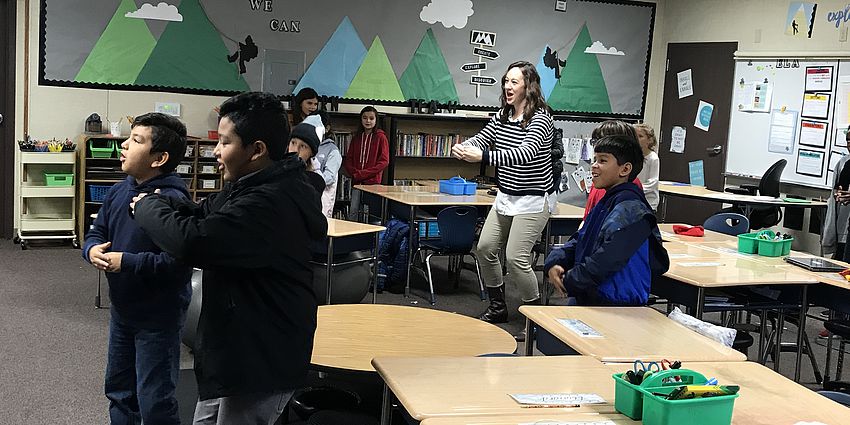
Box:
[797,150,825,177]
[768,109,798,154]
[678,262,724,267]
[668,253,695,259]
[565,138,582,165]
[805,67,833,92]
[677,69,693,99]
[670,126,686,153]
[520,422,616,425]
[799,120,828,148]
[509,393,606,406]
[802,93,830,119]
[837,76,850,124]
[737,82,773,112]
[572,167,588,193]
[557,318,603,338]
[694,100,714,131]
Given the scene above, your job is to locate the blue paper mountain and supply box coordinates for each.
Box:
[294,16,367,97]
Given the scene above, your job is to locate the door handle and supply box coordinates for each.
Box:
[0,113,4,125]
[706,144,722,155]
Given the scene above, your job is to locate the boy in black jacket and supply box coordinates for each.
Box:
[83,112,192,425]
[131,92,327,424]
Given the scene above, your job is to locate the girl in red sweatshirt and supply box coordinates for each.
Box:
[343,106,389,220]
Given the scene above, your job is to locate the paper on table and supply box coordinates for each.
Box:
[668,253,695,259]
[678,262,725,267]
[519,422,616,425]
[509,393,606,406]
[557,318,603,338]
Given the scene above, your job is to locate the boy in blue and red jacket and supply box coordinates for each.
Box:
[83,112,192,425]
[545,134,669,305]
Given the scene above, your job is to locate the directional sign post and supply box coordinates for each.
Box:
[461,62,487,72]
[473,47,499,60]
[470,76,497,86]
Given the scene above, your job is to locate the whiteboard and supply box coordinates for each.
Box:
[725,59,850,189]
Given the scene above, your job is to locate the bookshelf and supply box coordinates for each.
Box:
[77,135,221,240]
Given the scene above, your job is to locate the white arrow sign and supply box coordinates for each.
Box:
[473,47,499,60]
[470,76,497,86]
[461,62,487,72]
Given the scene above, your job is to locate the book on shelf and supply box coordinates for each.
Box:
[334,132,353,156]
[336,174,352,201]
[396,132,469,157]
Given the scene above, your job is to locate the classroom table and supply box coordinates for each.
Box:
[658,182,827,222]
[540,202,585,305]
[311,304,516,373]
[372,355,621,425]
[420,413,639,425]
[518,306,747,362]
[315,218,385,304]
[658,223,738,243]
[678,361,850,424]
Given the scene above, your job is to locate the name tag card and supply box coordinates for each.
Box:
[509,393,606,406]
[557,319,603,338]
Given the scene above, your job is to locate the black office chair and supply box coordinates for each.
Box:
[725,159,787,229]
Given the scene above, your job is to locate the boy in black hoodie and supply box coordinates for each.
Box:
[83,112,192,425]
[131,92,328,424]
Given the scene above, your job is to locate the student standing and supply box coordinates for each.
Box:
[131,92,327,425]
[583,121,643,218]
[829,126,850,260]
[313,111,342,217]
[288,121,327,195]
[343,106,389,221]
[634,123,660,211]
[83,112,192,425]
[291,87,319,124]
[452,61,555,329]
[545,135,669,305]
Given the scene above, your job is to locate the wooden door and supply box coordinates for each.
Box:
[0,0,15,238]
[659,42,736,224]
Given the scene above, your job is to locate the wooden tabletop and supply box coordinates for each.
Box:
[552,202,585,220]
[372,356,620,420]
[420,413,639,425]
[659,183,827,208]
[684,361,850,424]
[379,190,496,206]
[664,257,818,287]
[519,306,746,363]
[312,304,516,372]
[658,223,738,243]
[326,218,384,238]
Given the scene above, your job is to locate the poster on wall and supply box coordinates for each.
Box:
[805,66,833,92]
[802,93,831,119]
[767,109,798,154]
[798,120,828,148]
[796,149,825,177]
[39,0,656,116]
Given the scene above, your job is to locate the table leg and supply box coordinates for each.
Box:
[694,287,705,319]
[372,231,380,304]
[794,285,808,382]
[774,311,785,372]
[380,383,392,425]
[757,308,768,364]
[380,197,388,225]
[405,205,415,298]
[524,317,534,356]
[661,193,668,223]
[325,237,334,305]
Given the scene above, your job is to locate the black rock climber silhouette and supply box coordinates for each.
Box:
[792,19,799,35]
[543,46,567,79]
[227,35,259,74]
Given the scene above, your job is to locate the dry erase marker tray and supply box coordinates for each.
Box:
[613,368,737,425]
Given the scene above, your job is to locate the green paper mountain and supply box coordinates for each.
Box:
[75,0,156,84]
[547,23,612,113]
[345,37,405,101]
[399,28,458,103]
[135,0,248,91]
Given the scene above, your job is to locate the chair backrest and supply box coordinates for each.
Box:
[703,212,750,236]
[758,159,787,197]
[436,206,479,253]
[817,390,850,407]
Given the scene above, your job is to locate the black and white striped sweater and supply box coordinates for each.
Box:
[463,109,554,196]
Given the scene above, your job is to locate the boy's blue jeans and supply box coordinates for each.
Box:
[105,311,183,425]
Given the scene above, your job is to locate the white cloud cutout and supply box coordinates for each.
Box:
[125,2,183,22]
[420,0,474,29]
[584,41,625,56]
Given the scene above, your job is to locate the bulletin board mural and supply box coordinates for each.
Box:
[39,0,655,117]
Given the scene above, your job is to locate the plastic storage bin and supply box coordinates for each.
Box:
[613,369,708,420]
[640,385,738,425]
[418,221,440,238]
[89,184,113,202]
[754,229,793,257]
[43,172,74,186]
[89,140,116,158]
[439,177,477,195]
[736,232,759,254]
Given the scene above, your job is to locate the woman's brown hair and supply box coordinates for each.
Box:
[498,61,551,128]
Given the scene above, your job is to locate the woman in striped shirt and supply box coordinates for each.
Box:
[452,60,555,331]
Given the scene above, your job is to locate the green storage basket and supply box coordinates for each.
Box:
[613,369,707,420]
[89,139,116,158]
[736,232,759,254]
[43,171,74,186]
[639,385,738,425]
[754,230,793,257]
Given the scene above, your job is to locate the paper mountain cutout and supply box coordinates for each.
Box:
[135,0,248,91]
[535,45,558,99]
[399,28,458,103]
[345,36,405,101]
[547,23,612,113]
[294,17,367,97]
[75,0,156,84]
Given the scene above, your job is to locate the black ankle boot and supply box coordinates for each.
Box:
[478,285,508,324]
[514,298,540,342]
